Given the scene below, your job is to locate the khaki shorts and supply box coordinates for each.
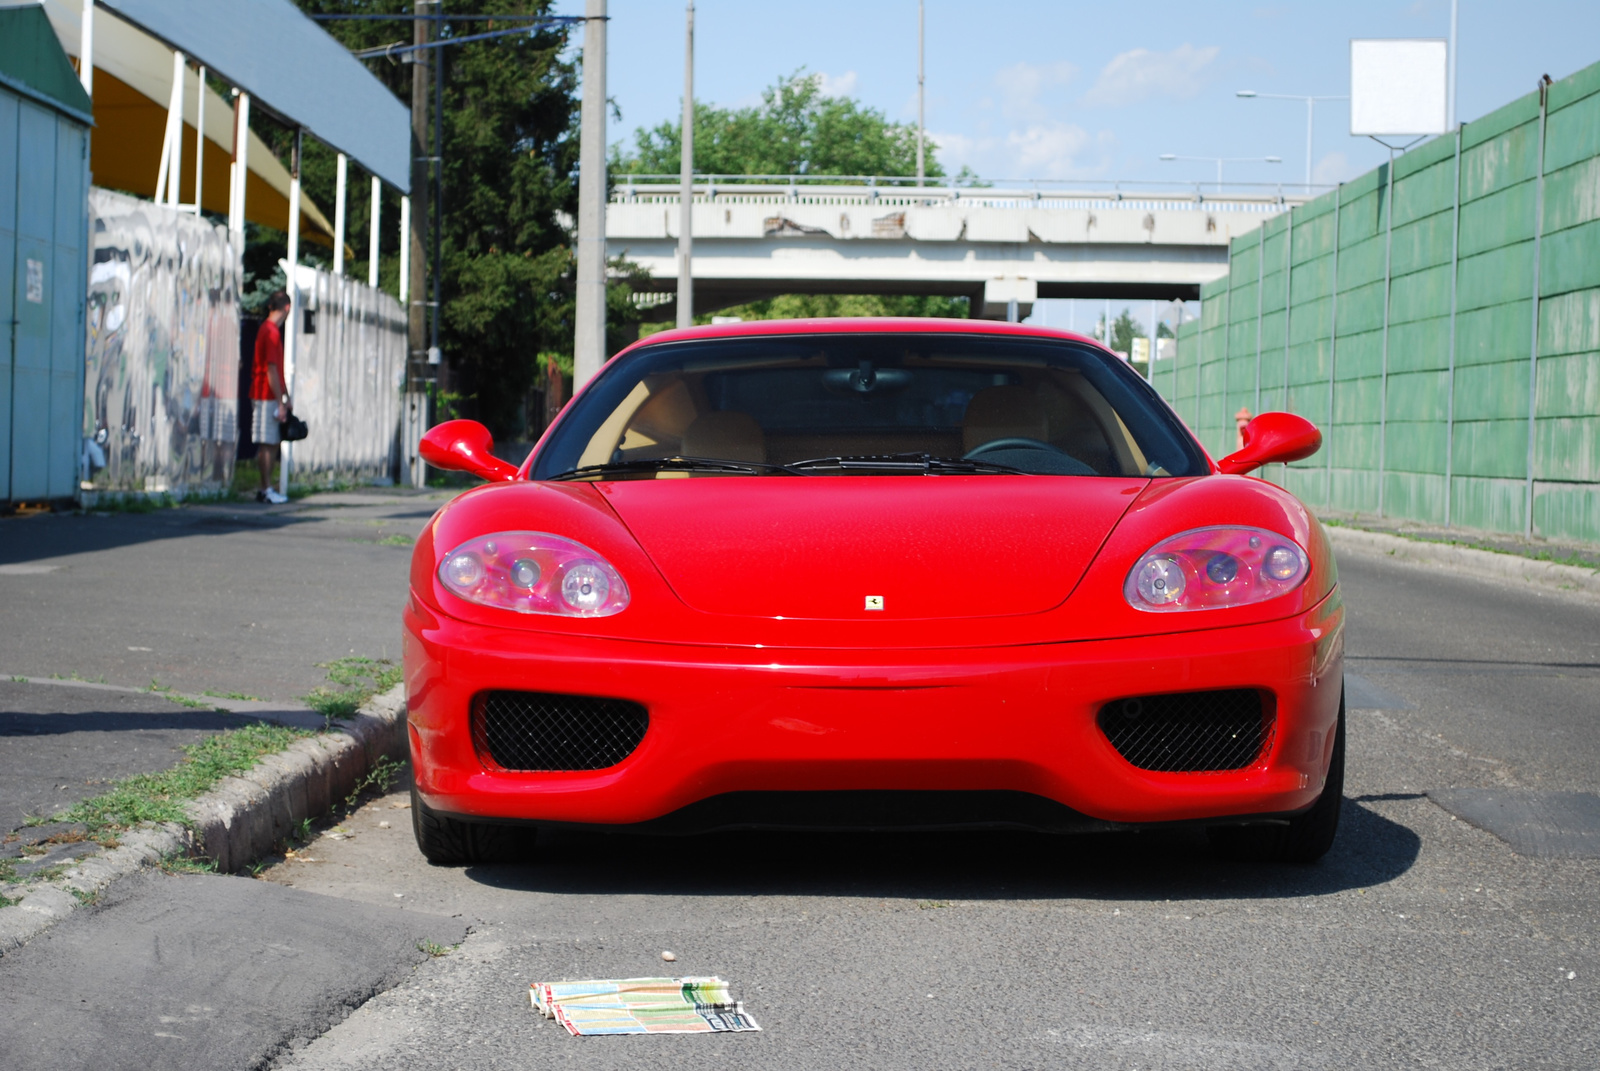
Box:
[252,399,281,445]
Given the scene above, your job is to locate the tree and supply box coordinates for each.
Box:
[288,1,653,438]
[1110,308,1143,355]
[612,71,942,179]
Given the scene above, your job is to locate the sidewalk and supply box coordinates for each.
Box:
[0,488,446,924]
[0,488,444,701]
[1319,512,1600,571]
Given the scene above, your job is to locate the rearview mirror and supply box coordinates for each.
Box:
[1216,412,1322,475]
[419,420,520,483]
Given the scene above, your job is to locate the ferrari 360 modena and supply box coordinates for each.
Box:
[404,319,1344,865]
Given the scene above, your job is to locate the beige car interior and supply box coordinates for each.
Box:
[577,363,1149,476]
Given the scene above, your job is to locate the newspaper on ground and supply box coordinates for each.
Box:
[530,976,762,1036]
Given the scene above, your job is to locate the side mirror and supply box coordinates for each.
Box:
[419,419,520,483]
[1216,412,1322,475]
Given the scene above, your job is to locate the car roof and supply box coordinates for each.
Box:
[610,317,1111,360]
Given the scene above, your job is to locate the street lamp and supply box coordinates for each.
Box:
[1236,90,1349,193]
[1159,153,1281,193]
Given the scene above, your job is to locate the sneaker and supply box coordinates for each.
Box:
[262,488,288,505]
[255,488,269,503]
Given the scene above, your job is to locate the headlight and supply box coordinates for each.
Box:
[438,532,630,617]
[1124,526,1308,612]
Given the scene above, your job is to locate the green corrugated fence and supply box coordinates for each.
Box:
[1152,60,1600,545]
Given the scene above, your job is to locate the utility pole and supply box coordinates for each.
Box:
[916,0,925,187]
[573,0,609,388]
[409,2,431,393]
[676,1,694,330]
[1448,0,1458,129]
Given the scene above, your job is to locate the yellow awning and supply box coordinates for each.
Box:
[8,0,335,245]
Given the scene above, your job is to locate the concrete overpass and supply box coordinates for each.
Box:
[606,178,1307,319]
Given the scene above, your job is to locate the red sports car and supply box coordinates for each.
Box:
[405,319,1343,865]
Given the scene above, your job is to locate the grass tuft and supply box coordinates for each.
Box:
[40,722,311,835]
[304,657,402,724]
[157,852,219,876]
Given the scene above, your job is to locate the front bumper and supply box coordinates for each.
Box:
[404,594,1344,828]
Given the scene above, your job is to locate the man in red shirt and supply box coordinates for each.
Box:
[251,291,292,504]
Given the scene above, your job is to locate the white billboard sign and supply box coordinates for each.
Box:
[1350,39,1449,137]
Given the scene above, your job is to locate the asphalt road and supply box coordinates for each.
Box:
[0,680,258,835]
[2,542,1596,1070]
[0,491,441,702]
[245,552,1598,1071]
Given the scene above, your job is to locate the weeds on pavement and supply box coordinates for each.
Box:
[35,722,312,835]
[417,940,458,958]
[304,656,402,725]
[156,851,219,876]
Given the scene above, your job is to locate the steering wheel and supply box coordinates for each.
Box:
[963,437,1070,460]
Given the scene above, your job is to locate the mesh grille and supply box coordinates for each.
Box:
[471,691,648,772]
[1097,688,1272,772]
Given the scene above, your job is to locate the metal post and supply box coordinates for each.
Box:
[573,0,609,386]
[156,51,185,206]
[432,35,443,384]
[676,1,695,330]
[1326,184,1342,508]
[333,153,347,276]
[398,195,410,303]
[1006,298,1018,323]
[1377,150,1395,517]
[78,0,93,96]
[916,0,925,187]
[409,2,430,393]
[1222,264,1233,456]
[281,127,302,498]
[370,177,383,289]
[1254,226,1265,414]
[1444,127,1462,527]
[1448,0,1459,131]
[193,66,205,215]
[229,91,249,238]
[1524,83,1549,537]
[1280,205,1293,482]
[1152,298,1160,382]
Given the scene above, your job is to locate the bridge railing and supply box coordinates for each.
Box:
[611,175,1320,213]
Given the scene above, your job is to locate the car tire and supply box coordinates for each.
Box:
[411,783,531,866]
[1208,684,1346,864]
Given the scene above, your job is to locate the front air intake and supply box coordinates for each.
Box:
[1097,688,1272,772]
[471,691,648,772]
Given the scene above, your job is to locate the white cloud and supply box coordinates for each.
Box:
[1313,151,1358,187]
[1080,44,1221,108]
[1004,122,1104,179]
[993,60,1077,119]
[814,70,858,98]
[926,129,993,172]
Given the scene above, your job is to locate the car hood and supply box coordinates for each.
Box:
[594,476,1147,620]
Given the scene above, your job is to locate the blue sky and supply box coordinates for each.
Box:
[586,0,1600,191]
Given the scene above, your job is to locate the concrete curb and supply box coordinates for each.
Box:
[1326,525,1600,600]
[0,683,408,956]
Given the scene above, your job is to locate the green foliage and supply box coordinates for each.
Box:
[45,723,312,834]
[292,1,643,438]
[613,70,943,179]
[303,656,403,724]
[674,293,969,328]
[1110,308,1144,354]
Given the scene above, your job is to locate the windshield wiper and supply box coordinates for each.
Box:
[783,452,1030,475]
[546,455,794,481]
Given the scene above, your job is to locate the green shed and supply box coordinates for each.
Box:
[0,4,92,504]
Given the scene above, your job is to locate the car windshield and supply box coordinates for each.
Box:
[532,332,1208,480]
